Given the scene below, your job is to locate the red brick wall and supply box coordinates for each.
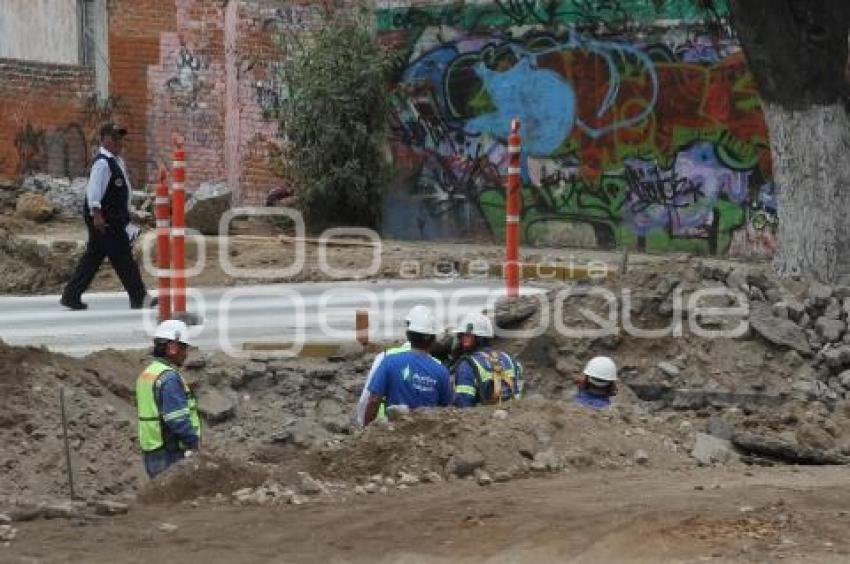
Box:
[0,59,96,180]
[108,0,178,187]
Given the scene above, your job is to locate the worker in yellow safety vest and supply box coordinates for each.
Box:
[451,312,523,407]
[136,319,201,478]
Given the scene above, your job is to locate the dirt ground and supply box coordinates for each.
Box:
[5,467,850,564]
[1,214,670,295]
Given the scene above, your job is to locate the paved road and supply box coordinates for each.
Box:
[0,280,545,357]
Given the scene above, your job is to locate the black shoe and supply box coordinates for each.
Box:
[60,296,88,310]
[131,296,159,310]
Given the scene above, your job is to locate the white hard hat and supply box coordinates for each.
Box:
[583,356,617,382]
[455,312,494,338]
[405,305,436,335]
[154,319,191,346]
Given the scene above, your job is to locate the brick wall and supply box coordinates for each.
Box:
[0,59,96,180]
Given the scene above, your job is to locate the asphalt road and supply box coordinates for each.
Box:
[0,279,545,357]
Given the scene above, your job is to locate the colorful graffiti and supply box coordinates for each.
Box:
[379,0,776,256]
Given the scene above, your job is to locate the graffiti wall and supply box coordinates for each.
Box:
[378,0,776,257]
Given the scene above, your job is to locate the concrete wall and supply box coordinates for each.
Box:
[0,0,81,65]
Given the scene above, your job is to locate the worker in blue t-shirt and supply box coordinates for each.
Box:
[364,305,452,425]
[574,356,618,409]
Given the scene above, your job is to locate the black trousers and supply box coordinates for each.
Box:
[63,222,147,306]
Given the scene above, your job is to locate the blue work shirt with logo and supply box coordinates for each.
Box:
[368,349,452,409]
[574,389,612,409]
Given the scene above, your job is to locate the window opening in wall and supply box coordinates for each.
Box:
[80,0,98,66]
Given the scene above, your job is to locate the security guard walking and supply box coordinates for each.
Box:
[136,319,201,478]
[61,122,154,310]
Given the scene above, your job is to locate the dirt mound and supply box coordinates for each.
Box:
[309,398,689,482]
[137,454,267,504]
[0,341,143,502]
[0,228,77,294]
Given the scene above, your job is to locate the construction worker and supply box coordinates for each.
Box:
[354,306,435,427]
[574,356,618,409]
[452,312,523,407]
[136,319,201,478]
[363,305,452,425]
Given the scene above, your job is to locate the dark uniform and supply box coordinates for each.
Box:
[61,147,148,309]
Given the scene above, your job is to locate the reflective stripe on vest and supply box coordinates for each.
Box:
[468,351,517,405]
[136,360,201,452]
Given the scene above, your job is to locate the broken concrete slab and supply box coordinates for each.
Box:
[691,433,736,465]
[185,181,232,235]
[749,304,811,356]
[197,388,236,424]
[732,432,849,465]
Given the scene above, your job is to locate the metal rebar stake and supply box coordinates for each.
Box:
[60,387,76,501]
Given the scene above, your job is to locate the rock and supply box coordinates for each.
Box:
[657,362,680,378]
[184,356,207,370]
[733,432,849,465]
[796,423,835,451]
[197,388,236,424]
[93,500,130,516]
[242,362,267,382]
[823,345,850,369]
[799,312,812,328]
[785,300,806,322]
[834,286,850,300]
[0,514,9,524]
[298,472,325,495]
[448,452,485,477]
[383,477,396,487]
[322,416,350,435]
[772,302,789,319]
[839,370,850,389]
[364,482,380,494]
[748,286,766,302]
[749,304,811,355]
[185,181,232,235]
[158,522,178,533]
[397,472,420,487]
[421,471,443,484]
[691,433,735,465]
[746,271,774,293]
[354,486,367,495]
[0,524,17,542]
[16,192,55,222]
[531,449,561,472]
[492,409,509,421]
[707,418,736,441]
[816,318,846,343]
[494,296,540,329]
[289,494,309,505]
[633,449,650,465]
[44,502,81,520]
[725,268,748,292]
[476,471,493,486]
[808,282,834,306]
[493,471,512,483]
[825,299,843,320]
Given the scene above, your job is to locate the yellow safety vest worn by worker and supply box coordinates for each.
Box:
[136,360,201,452]
[459,350,520,405]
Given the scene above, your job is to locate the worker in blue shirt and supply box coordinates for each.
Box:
[136,320,201,478]
[451,312,522,407]
[364,305,452,425]
[574,356,618,409]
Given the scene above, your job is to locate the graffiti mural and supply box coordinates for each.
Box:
[379,0,776,257]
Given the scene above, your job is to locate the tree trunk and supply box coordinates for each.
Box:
[764,103,850,282]
[730,0,850,282]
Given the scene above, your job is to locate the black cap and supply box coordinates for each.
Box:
[99,122,128,138]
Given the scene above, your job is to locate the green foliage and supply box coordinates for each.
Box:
[280,7,393,232]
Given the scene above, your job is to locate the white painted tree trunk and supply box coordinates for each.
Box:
[764,103,850,283]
